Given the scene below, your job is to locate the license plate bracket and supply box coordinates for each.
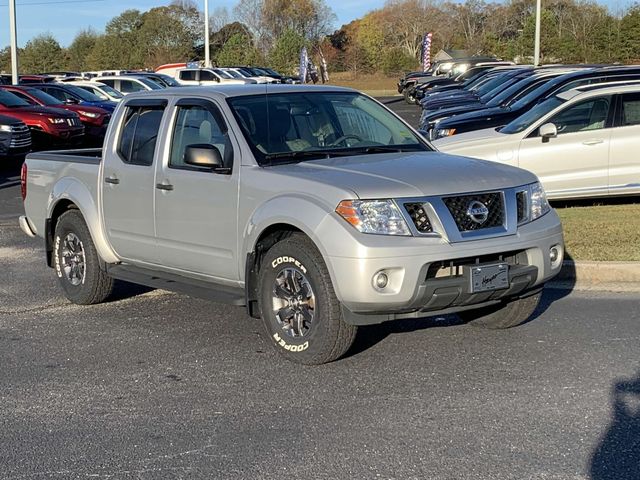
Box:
[468,263,510,293]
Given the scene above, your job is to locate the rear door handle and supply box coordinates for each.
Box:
[156,182,174,191]
[582,139,604,146]
[104,176,120,185]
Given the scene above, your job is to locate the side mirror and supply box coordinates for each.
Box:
[539,123,557,143]
[184,144,226,172]
[65,97,79,105]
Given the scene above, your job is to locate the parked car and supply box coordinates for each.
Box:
[19,85,563,365]
[429,66,640,140]
[66,81,124,103]
[222,67,277,84]
[91,75,165,95]
[0,89,83,148]
[419,68,579,131]
[29,83,117,113]
[434,83,640,200]
[0,114,31,159]
[122,71,181,88]
[1,85,110,145]
[174,68,255,85]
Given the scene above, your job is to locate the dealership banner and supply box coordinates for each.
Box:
[421,33,433,72]
[299,47,309,83]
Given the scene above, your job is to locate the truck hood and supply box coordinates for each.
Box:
[270,151,537,199]
[5,105,78,118]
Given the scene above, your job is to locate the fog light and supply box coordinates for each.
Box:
[549,245,563,268]
[373,271,389,290]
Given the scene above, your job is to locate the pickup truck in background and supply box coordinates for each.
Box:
[20,85,564,365]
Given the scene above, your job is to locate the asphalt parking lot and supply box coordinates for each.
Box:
[1,103,639,479]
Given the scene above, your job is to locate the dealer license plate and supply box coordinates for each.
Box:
[469,263,509,293]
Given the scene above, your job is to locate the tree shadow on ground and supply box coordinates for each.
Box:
[590,370,640,479]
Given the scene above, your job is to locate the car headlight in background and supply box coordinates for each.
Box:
[336,199,411,236]
[47,117,66,124]
[435,128,456,139]
[0,125,12,132]
[529,181,550,220]
[78,110,100,118]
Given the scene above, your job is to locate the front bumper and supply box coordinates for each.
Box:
[324,211,564,325]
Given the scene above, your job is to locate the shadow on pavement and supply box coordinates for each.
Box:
[347,285,569,357]
[590,370,640,479]
[0,161,22,190]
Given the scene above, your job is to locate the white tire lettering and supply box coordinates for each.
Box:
[54,236,62,278]
[271,256,307,274]
[272,333,309,353]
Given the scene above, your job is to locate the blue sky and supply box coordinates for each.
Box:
[0,0,632,48]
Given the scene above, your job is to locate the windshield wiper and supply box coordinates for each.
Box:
[263,150,332,165]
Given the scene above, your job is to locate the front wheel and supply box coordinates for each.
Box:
[257,234,357,365]
[53,209,114,305]
[458,293,541,329]
[403,86,417,104]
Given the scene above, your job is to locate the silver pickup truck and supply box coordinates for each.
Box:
[19,85,564,364]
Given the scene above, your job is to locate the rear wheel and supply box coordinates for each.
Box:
[257,234,357,365]
[53,209,114,305]
[458,293,541,329]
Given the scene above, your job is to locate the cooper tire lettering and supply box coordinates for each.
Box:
[54,235,62,278]
[270,256,307,274]
[272,333,309,353]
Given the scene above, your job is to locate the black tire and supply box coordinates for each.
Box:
[53,209,114,305]
[257,233,357,365]
[458,293,541,329]
[403,86,417,104]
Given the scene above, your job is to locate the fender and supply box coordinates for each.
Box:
[48,176,119,264]
[240,194,343,291]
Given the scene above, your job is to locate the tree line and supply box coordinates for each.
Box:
[1,0,639,77]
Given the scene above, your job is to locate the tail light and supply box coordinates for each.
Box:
[20,162,27,201]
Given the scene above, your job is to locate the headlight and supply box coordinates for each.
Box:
[435,128,456,139]
[0,125,11,132]
[78,110,99,118]
[336,199,411,236]
[48,117,66,124]
[529,182,550,220]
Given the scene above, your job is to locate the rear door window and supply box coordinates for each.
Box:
[179,70,197,81]
[618,92,640,126]
[117,104,165,166]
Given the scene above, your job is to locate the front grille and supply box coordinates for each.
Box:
[516,190,528,224]
[404,202,433,233]
[442,192,504,232]
[9,124,31,148]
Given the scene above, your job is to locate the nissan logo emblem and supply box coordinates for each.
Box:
[466,200,489,224]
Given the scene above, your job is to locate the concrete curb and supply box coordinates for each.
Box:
[549,261,640,292]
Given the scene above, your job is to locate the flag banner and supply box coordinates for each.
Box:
[299,47,309,83]
[421,33,433,72]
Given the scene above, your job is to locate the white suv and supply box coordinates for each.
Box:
[176,68,255,86]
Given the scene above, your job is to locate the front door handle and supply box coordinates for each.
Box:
[104,176,119,185]
[156,182,174,191]
[582,139,604,146]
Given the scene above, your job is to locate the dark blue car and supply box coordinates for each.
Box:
[29,84,117,113]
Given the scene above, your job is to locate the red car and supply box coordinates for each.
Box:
[0,89,83,149]
[2,85,110,145]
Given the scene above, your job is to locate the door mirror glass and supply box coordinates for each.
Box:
[539,123,557,142]
[184,144,223,169]
[65,97,79,105]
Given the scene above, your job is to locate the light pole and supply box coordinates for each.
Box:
[534,0,541,66]
[204,0,210,68]
[9,0,19,84]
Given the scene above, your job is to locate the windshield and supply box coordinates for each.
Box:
[227,92,430,166]
[509,75,568,110]
[473,72,516,96]
[485,75,539,107]
[26,88,64,106]
[213,69,233,79]
[151,74,179,87]
[65,85,102,102]
[96,84,124,98]
[0,89,31,107]
[500,96,565,134]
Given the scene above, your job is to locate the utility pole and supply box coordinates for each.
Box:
[9,0,19,84]
[204,0,210,68]
[534,0,541,67]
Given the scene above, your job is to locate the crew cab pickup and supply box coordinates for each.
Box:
[19,85,564,365]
